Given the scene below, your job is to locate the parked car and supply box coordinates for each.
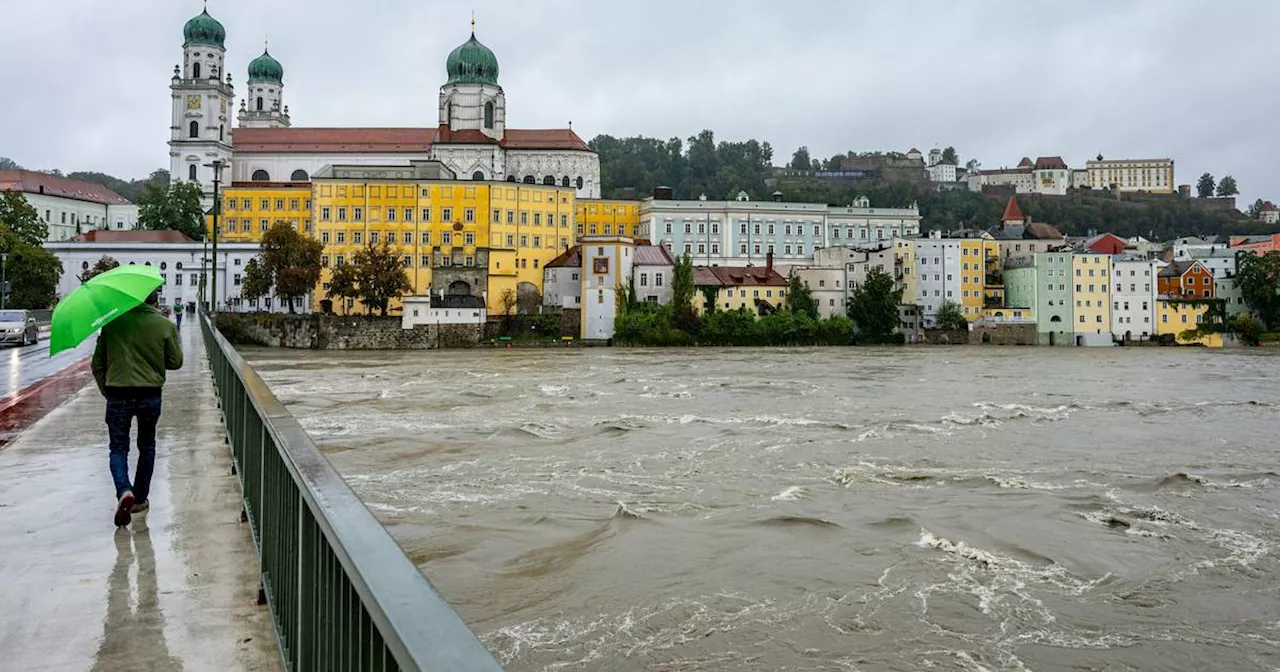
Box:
[0,309,39,346]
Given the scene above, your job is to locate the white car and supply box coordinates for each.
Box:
[0,310,39,346]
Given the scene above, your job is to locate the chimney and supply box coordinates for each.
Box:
[766,251,774,276]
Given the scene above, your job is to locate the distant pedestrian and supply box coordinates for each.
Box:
[92,289,183,527]
[173,302,184,328]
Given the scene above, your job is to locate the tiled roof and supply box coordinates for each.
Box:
[633,244,675,266]
[1024,222,1063,240]
[1001,196,1026,223]
[1034,156,1068,170]
[1159,260,1202,277]
[231,126,594,154]
[1017,157,1033,168]
[693,265,787,287]
[0,170,130,205]
[1261,201,1277,211]
[544,246,581,268]
[70,230,194,243]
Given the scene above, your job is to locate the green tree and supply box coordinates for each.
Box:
[326,261,360,314]
[935,300,969,331]
[137,180,205,240]
[846,267,903,342]
[1234,251,1280,328]
[350,242,412,316]
[78,255,119,283]
[257,220,323,312]
[0,191,48,246]
[1196,173,1216,199]
[789,146,811,171]
[672,252,694,310]
[1248,198,1265,219]
[499,287,517,316]
[1216,175,1239,197]
[0,157,22,170]
[786,274,819,319]
[239,257,272,306]
[941,146,959,165]
[0,230,61,309]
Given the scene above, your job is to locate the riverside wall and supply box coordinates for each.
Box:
[214,313,481,350]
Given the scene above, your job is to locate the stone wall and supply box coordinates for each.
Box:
[969,323,1037,345]
[215,313,481,350]
[920,329,970,345]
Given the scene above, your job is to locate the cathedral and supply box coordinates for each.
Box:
[168,8,601,200]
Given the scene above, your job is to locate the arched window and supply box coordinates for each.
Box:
[575,176,584,190]
[542,175,555,186]
[176,262,184,270]
[290,169,309,181]
[484,101,494,129]
[81,261,89,270]
[160,262,167,270]
[251,169,270,181]
[506,176,516,183]
[471,170,485,181]
[188,165,198,181]
[523,176,535,184]
[193,62,201,79]
[189,121,199,138]
[256,97,264,111]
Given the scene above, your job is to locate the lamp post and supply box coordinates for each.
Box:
[204,159,225,314]
[0,253,7,310]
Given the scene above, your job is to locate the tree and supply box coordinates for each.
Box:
[78,255,119,283]
[935,300,969,331]
[941,146,959,165]
[326,262,360,314]
[789,146,812,171]
[846,267,903,342]
[1196,173,1216,199]
[1248,198,1265,219]
[0,191,48,246]
[0,230,61,309]
[137,180,205,240]
[672,252,694,310]
[499,288,517,316]
[0,157,22,170]
[240,257,272,305]
[257,220,323,312]
[1216,175,1239,197]
[349,242,412,316]
[1235,251,1280,329]
[786,275,819,319]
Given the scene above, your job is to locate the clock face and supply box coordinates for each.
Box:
[187,94,201,110]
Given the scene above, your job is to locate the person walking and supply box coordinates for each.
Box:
[91,290,183,527]
[173,301,184,328]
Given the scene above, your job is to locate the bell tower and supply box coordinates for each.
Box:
[169,6,235,201]
[238,43,291,129]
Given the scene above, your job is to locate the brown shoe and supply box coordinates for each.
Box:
[131,500,150,514]
[114,491,135,527]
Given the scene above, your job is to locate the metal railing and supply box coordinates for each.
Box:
[199,313,503,672]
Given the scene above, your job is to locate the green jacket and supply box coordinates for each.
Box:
[91,305,183,394]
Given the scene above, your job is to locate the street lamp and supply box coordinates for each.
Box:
[204,159,225,314]
[0,253,7,310]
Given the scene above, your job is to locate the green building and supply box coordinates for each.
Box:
[1004,252,1074,346]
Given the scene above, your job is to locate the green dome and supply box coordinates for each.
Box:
[445,33,499,85]
[183,9,226,47]
[248,49,283,84]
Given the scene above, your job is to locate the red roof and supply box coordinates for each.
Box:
[1001,196,1026,223]
[633,244,675,266]
[1024,222,1063,240]
[1261,201,1277,212]
[1084,232,1127,255]
[1033,156,1068,170]
[693,265,787,287]
[1017,157,1033,168]
[545,246,581,268]
[70,230,194,243]
[0,170,130,205]
[231,126,593,154]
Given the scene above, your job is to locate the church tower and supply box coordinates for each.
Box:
[238,46,291,128]
[438,22,506,142]
[169,7,235,198]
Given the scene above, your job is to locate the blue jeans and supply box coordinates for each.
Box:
[106,394,162,503]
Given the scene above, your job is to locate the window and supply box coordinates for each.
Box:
[370,232,379,245]
[484,101,495,129]
[189,121,199,138]
[421,255,430,267]
[442,208,452,222]
[260,219,269,232]
[465,208,475,223]
[655,273,663,287]
[336,231,345,244]
[336,255,345,266]
[465,232,475,245]
[354,207,363,222]
[387,208,396,222]
[1079,315,1086,323]
[188,165,197,181]
[321,231,330,244]
[322,255,330,267]
[233,274,242,286]
[338,207,347,222]
[353,231,363,244]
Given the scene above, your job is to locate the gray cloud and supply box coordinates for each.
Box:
[1,0,1275,204]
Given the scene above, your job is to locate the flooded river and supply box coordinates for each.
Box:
[247,346,1280,671]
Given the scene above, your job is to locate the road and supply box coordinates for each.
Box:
[0,331,97,399]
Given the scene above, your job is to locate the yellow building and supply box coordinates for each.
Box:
[310,164,576,315]
[576,200,642,239]
[209,184,313,242]
[691,265,789,315]
[1072,253,1112,338]
[1157,299,1224,347]
[959,237,1001,321]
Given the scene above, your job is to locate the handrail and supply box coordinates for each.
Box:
[199,312,503,671]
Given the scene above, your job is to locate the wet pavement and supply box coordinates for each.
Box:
[0,324,281,671]
[0,330,96,398]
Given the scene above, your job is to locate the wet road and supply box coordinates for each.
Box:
[0,330,97,399]
[248,346,1280,671]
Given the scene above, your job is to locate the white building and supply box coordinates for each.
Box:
[43,230,304,313]
[928,162,957,183]
[579,235,634,340]
[1085,157,1175,194]
[542,247,582,309]
[401,295,486,328]
[1110,256,1162,341]
[967,156,1073,196]
[633,244,675,305]
[0,171,139,241]
[640,193,921,268]
[913,234,962,327]
[1260,202,1278,224]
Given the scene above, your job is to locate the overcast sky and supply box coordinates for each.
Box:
[2,1,1275,204]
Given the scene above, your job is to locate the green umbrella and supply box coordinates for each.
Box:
[49,265,164,356]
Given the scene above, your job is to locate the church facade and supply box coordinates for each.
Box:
[168,9,600,200]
